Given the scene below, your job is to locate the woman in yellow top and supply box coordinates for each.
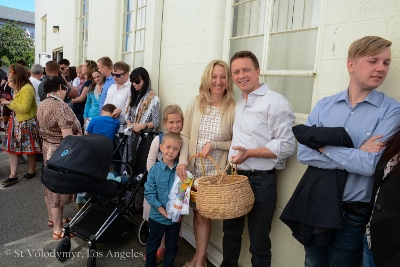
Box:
[0,65,42,186]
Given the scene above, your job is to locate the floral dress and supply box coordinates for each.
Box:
[37,94,82,207]
[194,105,223,178]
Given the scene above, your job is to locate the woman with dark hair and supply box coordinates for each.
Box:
[36,75,82,240]
[72,60,97,128]
[123,67,160,167]
[363,129,400,267]
[83,68,105,129]
[0,65,42,186]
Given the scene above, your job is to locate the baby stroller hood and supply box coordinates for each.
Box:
[42,134,118,198]
[46,134,113,179]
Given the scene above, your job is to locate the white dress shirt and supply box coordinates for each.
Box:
[29,76,41,106]
[228,83,296,170]
[104,80,131,126]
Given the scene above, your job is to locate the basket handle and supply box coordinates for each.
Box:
[217,161,237,185]
[187,153,221,176]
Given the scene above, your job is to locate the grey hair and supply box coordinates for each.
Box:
[30,64,43,74]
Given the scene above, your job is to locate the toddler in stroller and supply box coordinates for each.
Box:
[42,134,147,267]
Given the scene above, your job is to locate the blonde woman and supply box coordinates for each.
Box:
[176,60,235,267]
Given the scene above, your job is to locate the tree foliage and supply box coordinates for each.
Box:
[0,22,35,67]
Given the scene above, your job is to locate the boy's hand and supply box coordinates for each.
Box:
[112,108,121,118]
[176,164,187,181]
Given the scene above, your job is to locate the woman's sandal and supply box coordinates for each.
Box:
[52,231,63,240]
[48,217,71,227]
[52,230,75,240]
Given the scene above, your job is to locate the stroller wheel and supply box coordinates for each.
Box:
[138,219,149,246]
[55,238,71,262]
[87,249,97,267]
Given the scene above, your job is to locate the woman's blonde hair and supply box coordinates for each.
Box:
[198,60,234,113]
[162,104,184,124]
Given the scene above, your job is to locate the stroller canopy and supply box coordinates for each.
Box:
[46,134,113,179]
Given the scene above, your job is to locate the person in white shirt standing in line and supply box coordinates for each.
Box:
[29,64,43,107]
[104,61,131,159]
[221,50,296,267]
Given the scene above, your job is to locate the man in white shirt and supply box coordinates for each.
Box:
[104,61,131,159]
[221,51,296,267]
[29,64,43,106]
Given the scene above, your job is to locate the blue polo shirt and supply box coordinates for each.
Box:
[144,160,177,225]
[98,75,115,115]
[86,116,119,140]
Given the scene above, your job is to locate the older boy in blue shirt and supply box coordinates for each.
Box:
[144,132,183,267]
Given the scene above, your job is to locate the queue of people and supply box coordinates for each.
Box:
[0,34,399,267]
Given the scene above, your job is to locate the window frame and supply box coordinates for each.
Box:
[77,0,90,65]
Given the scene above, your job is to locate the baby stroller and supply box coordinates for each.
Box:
[42,134,145,267]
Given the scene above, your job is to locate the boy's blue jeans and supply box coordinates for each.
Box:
[146,218,180,267]
[304,206,369,267]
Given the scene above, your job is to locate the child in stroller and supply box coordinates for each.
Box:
[138,104,184,263]
[42,133,155,267]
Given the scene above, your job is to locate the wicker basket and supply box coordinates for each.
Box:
[188,154,255,220]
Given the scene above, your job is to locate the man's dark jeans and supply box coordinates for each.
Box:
[221,173,277,267]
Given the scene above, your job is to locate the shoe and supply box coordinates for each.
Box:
[2,177,18,186]
[156,248,165,264]
[52,231,63,240]
[22,172,36,180]
[48,217,71,227]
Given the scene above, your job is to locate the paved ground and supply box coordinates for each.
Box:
[0,132,211,267]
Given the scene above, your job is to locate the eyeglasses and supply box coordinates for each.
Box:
[61,85,69,91]
[111,72,127,78]
[60,67,65,71]
[131,79,141,84]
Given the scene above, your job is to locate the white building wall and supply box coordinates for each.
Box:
[34,0,400,266]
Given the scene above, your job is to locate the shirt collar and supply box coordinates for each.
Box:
[240,83,269,99]
[105,75,114,81]
[160,160,178,170]
[336,88,380,107]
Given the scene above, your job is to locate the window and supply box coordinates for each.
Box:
[42,15,47,52]
[229,0,322,114]
[78,0,89,65]
[122,0,147,68]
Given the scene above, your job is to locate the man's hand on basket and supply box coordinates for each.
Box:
[200,142,212,157]
[176,164,187,181]
[231,146,250,164]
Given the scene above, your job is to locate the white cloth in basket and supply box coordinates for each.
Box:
[166,171,194,222]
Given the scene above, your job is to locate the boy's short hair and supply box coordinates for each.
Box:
[162,132,183,145]
[102,103,116,113]
[348,36,392,60]
[162,104,184,124]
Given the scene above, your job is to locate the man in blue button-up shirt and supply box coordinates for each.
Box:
[298,36,400,267]
[144,132,182,267]
[97,57,115,115]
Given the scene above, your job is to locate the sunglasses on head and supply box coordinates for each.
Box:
[111,72,127,78]
[61,85,69,91]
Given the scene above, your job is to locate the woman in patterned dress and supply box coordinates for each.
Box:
[36,76,82,240]
[176,60,235,267]
[0,65,42,187]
